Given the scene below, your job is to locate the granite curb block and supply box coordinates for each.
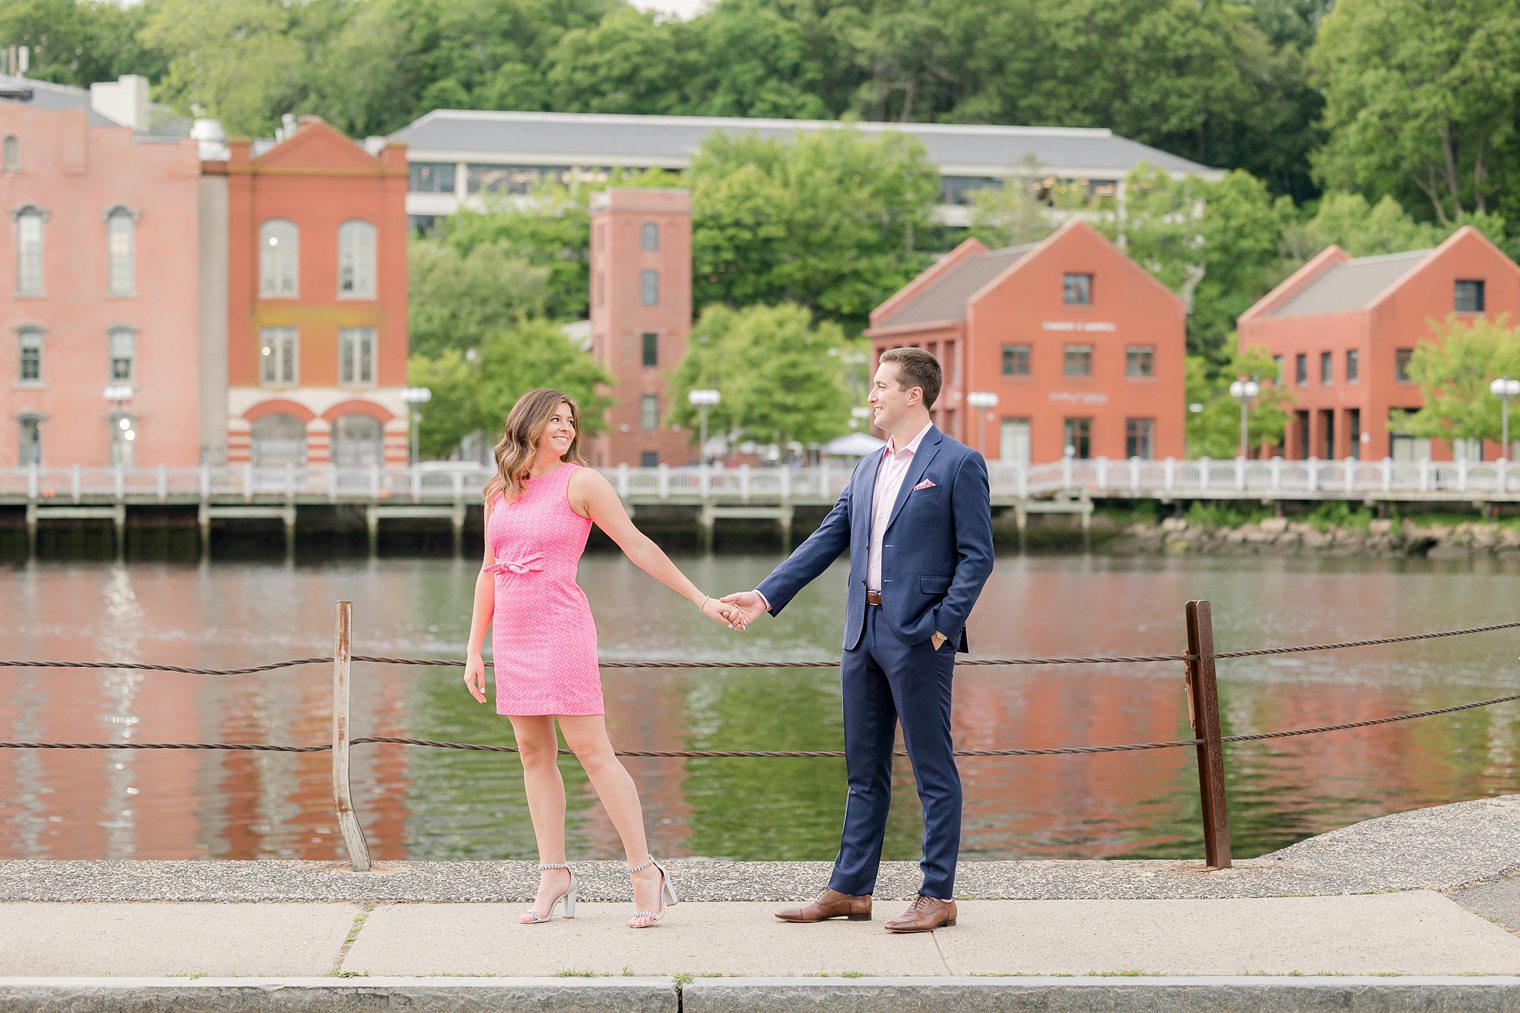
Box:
[0,977,678,1012]
[681,977,1520,1012]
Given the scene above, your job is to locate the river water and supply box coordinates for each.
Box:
[2,552,1517,863]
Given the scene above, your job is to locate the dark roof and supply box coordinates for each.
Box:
[878,244,1035,328]
[0,74,188,137]
[1269,250,1433,317]
[389,110,1218,179]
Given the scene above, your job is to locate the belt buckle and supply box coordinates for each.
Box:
[866,589,883,606]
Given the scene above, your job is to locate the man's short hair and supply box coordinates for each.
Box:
[880,347,943,408]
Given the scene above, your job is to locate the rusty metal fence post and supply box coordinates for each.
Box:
[1184,599,1232,869]
[332,600,372,871]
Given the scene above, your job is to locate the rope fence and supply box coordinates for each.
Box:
[3,604,1517,873]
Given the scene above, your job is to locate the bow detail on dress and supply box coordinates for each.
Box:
[484,553,545,576]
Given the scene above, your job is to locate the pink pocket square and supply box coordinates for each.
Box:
[912,479,937,491]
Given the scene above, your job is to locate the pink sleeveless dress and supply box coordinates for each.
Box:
[486,463,602,716]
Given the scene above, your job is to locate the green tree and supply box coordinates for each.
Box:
[1279,192,1510,265]
[409,319,613,458]
[689,128,939,334]
[965,158,1057,249]
[0,0,164,90]
[543,7,692,115]
[407,239,550,359]
[1184,345,1294,458]
[1401,317,1520,447]
[682,0,830,119]
[668,304,857,452]
[1310,0,1520,226]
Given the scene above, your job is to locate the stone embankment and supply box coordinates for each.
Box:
[1107,517,1520,559]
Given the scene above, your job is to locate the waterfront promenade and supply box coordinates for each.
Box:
[2,795,1519,1010]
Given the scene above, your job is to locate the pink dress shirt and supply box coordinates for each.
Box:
[867,421,933,592]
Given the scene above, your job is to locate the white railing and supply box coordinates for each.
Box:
[1,457,1516,504]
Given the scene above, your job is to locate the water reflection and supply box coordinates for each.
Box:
[1,553,1517,861]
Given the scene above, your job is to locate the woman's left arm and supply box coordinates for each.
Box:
[571,468,737,626]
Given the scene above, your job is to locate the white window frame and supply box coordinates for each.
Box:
[640,269,658,307]
[14,205,46,296]
[259,326,299,386]
[2,136,18,172]
[108,327,136,383]
[337,220,377,298]
[18,414,42,466]
[338,327,376,386]
[106,206,138,296]
[18,326,43,383]
[640,394,659,430]
[259,219,299,297]
[641,221,659,251]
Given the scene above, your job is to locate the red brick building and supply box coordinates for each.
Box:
[865,220,1185,464]
[202,117,410,467]
[1237,226,1520,461]
[586,188,692,467]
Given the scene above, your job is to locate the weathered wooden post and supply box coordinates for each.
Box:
[1184,599,1232,869]
[332,600,372,871]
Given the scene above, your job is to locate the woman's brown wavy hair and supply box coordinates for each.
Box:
[483,388,587,506]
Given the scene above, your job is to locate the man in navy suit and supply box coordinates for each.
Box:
[722,347,994,932]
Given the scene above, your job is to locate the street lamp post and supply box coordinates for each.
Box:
[1491,377,1520,458]
[688,388,720,466]
[103,383,134,467]
[1228,379,1260,459]
[966,391,999,453]
[401,386,432,466]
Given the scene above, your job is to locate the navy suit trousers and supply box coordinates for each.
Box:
[827,602,961,900]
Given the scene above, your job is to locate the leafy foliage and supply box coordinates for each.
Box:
[1402,317,1520,445]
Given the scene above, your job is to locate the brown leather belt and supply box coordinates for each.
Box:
[866,590,883,606]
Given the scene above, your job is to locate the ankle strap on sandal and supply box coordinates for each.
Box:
[627,856,656,874]
[536,862,571,871]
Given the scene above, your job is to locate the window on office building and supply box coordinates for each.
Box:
[339,327,375,386]
[106,207,135,295]
[18,327,42,382]
[641,269,658,306]
[1454,279,1485,313]
[1125,345,1154,378]
[1320,350,1332,385]
[408,162,456,193]
[108,327,135,382]
[1125,418,1154,460]
[16,206,44,295]
[337,220,376,298]
[1395,347,1413,382]
[640,394,659,430]
[641,222,659,251]
[1064,344,1093,377]
[259,219,298,297]
[260,327,298,386]
[1295,353,1307,385]
[1346,348,1359,383]
[641,332,658,367]
[1063,418,1092,459]
[1002,343,1030,376]
[1063,272,1092,305]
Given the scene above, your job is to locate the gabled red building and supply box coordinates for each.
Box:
[865,220,1185,464]
[202,117,410,467]
[1238,226,1520,461]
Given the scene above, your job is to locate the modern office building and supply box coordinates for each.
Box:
[389,109,1223,236]
[866,220,1186,464]
[1237,226,1520,461]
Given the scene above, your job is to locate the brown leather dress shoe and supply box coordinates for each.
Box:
[774,888,872,922]
[883,893,957,933]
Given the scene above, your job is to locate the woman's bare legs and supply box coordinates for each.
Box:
[510,714,572,920]
[558,714,664,927]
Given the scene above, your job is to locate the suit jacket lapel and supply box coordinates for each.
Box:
[885,427,942,533]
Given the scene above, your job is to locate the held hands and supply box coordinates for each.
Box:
[463,653,487,703]
[698,595,741,629]
[718,590,768,631]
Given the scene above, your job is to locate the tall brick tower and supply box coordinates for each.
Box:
[587,189,692,467]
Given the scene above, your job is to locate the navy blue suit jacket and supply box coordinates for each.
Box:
[756,425,994,652]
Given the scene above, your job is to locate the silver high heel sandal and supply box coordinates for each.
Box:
[627,855,678,928]
[521,862,576,924]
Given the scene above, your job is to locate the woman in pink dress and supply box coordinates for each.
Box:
[463,388,737,928]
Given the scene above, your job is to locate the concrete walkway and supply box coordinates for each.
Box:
[2,795,1519,1010]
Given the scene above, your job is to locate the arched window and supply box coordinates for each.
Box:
[108,411,135,468]
[18,326,42,382]
[332,414,383,467]
[106,207,137,295]
[250,413,308,467]
[14,205,45,295]
[18,414,42,466]
[2,136,18,172]
[259,219,299,297]
[108,327,136,382]
[337,220,376,298]
[641,221,659,251]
